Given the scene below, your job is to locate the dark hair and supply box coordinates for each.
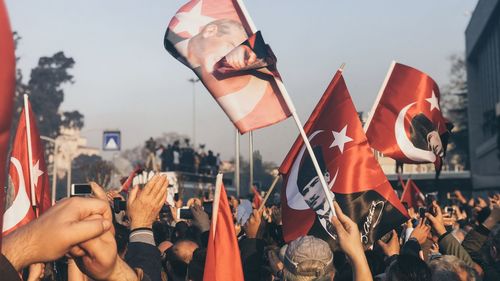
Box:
[188,248,207,281]
[153,221,173,245]
[296,146,327,194]
[386,254,431,281]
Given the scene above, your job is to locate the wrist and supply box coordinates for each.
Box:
[2,227,34,271]
[107,258,139,281]
[130,221,153,230]
[435,226,447,236]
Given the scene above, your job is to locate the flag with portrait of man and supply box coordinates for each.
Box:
[279,69,409,249]
[164,0,291,133]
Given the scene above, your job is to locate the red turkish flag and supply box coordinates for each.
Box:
[365,62,450,167]
[203,180,244,281]
[400,179,425,209]
[3,102,52,235]
[164,0,291,133]
[0,0,16,239]
[279,70,408,248]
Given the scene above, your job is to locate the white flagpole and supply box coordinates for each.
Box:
[249,131,253,193]
[235,129,240,197]
[23,94,37,207]
[211,173,223,237]
[235,0,336,213]
[363,60,396,132]
[258,175,280,212]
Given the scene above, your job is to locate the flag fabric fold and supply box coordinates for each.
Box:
[164,0,290,133]
[279,70,408,249]
[3,102,51,235]
[203,176,244,281]
[365,62,451,169]
[0,0,16,239]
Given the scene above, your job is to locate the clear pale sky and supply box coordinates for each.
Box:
[6,0,478,164]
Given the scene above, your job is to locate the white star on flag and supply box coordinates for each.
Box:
[32,160,44,187]
[426,91,440,111]
[329,125,353,153]
[172,1,214,37]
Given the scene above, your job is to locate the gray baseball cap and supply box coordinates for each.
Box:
[284,236,334,277]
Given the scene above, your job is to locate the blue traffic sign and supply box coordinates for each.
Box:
[103,131,121,151]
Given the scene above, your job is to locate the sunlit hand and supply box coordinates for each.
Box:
[127,174,168,230]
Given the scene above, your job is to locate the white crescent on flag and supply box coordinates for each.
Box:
[395,102,436,163]
[3,157,32,232]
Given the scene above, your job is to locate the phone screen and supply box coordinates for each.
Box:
[178,208,193,220]
[71,184,92,196]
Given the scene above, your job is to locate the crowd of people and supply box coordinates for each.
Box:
[0,174,499,281]
[144,138,221,175]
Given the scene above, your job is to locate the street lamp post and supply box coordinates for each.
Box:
[188,78,200,147]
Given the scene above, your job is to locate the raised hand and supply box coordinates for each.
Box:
[127,174,168,230]
[377,230,400,257]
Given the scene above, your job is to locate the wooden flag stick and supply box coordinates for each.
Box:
[258,175,280,213]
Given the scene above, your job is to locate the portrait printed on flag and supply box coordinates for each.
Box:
[164,0,290,133]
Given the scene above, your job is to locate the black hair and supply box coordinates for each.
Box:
[386,254,431,281]
[296,146,327,194]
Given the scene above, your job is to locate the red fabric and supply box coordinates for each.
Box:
[251,186,262,209]
[279,70,408,243]
[3,102,51,234]
[400,179,425,209]
[120,167,142,193]
[0,0,15,240]
[165,0,290,133]
[203,183,244,281]
[365,63,448,164]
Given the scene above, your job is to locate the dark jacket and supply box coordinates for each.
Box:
[462,224,500,281]
[126,242,162,281]
[239,238,266,281]
[0,254,21,281]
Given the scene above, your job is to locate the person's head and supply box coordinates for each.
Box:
[187,19,246,73]
[172,239,199,264]
[297,146,329,212]
[164,240,199,280]
[386,254,431,281]
[187,248,206,281]
[153,221,173,245]
[429,255,475,281]
[283,236,334,281]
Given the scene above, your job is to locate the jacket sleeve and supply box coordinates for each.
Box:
[461,224,490,262]
[0,254,21,281]
[437,232,475,268]
[239,238,266,281]
[125,228,162,281]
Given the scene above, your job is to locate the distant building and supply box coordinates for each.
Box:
[465,0,500,189]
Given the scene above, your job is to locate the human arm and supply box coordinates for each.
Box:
[125,175,167,281]
[1,197,112,271]
[331,201,373,281]
[240,209,266,281]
